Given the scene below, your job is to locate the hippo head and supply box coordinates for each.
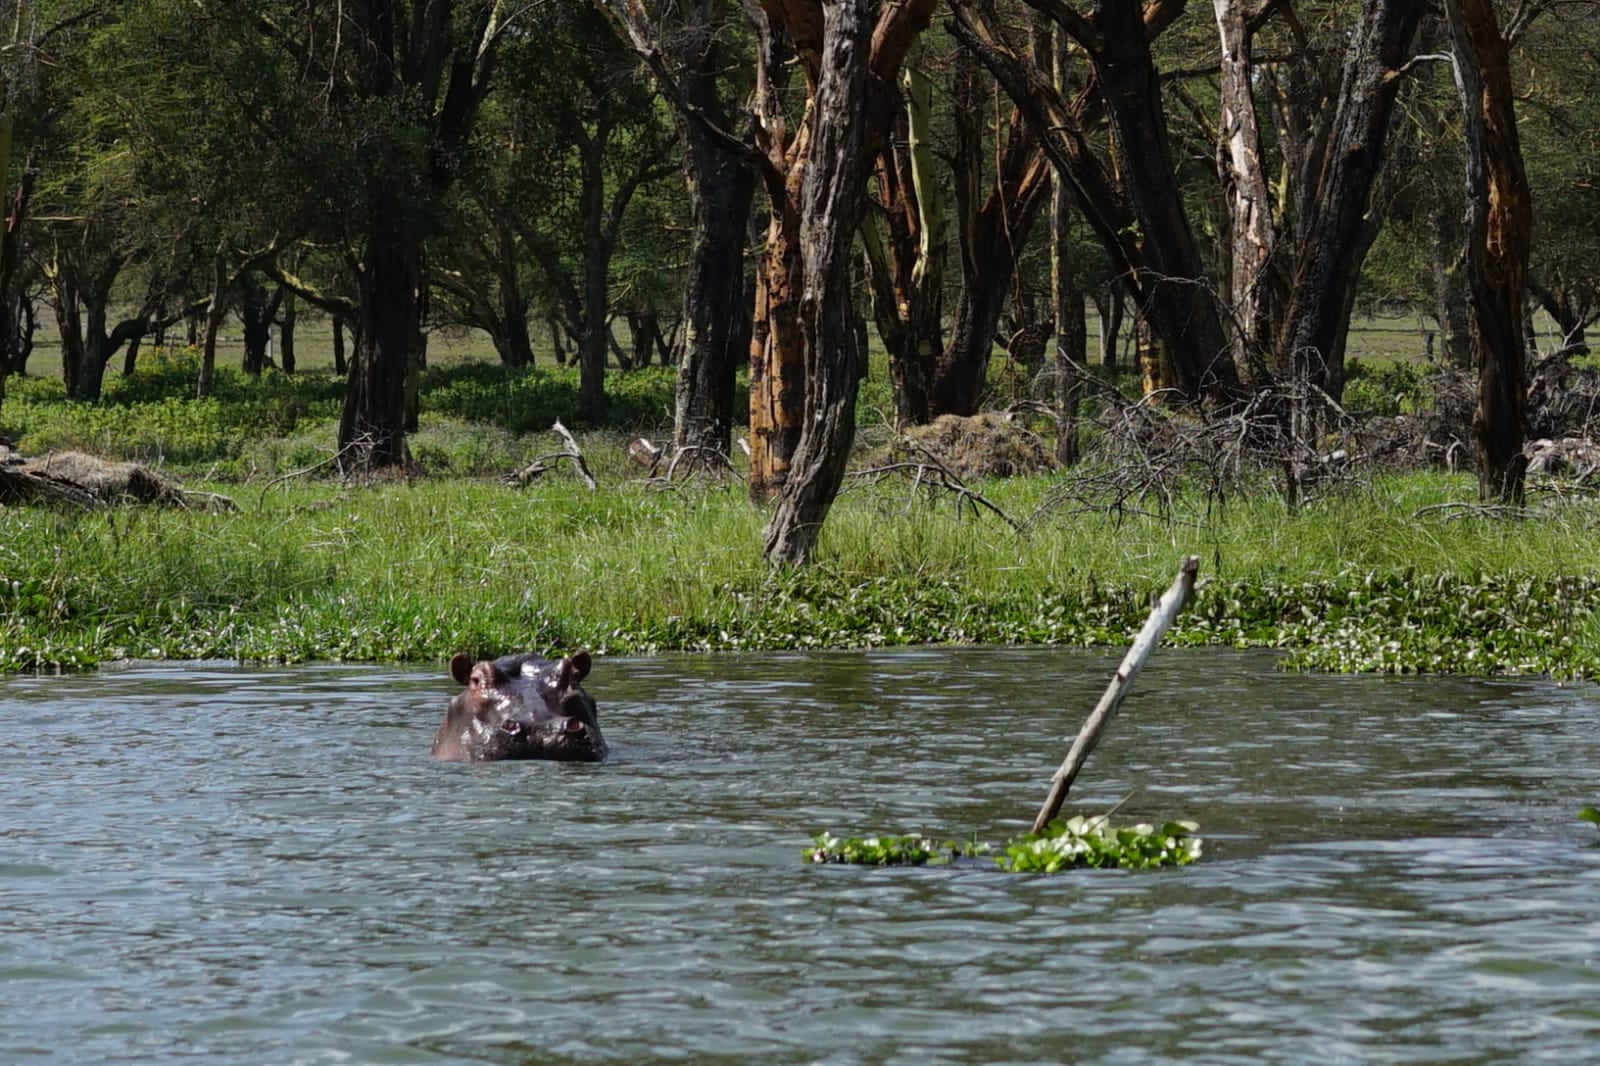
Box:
[431,650,607,763]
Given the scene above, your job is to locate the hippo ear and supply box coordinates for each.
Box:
[564,650,592,685]
[450,653,475,686]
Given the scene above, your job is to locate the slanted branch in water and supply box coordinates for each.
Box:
[1032,554,1199,833]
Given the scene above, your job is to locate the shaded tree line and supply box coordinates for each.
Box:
[0,0,1590,561]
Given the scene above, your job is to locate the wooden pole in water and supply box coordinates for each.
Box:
[1032,555,1199,834]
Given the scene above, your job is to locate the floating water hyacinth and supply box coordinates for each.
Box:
[998,816,1202,872]
[805,817,1201,873]
[804,833,989,866]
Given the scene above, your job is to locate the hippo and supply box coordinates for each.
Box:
[431,650,607,763]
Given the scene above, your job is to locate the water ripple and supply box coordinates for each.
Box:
[3,649,1600,1062]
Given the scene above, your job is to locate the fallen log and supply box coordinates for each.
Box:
[0,447,235,511]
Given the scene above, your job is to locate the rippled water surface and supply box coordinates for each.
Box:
[4,648,1600,1063]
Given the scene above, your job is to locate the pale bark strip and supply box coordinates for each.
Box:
[1033,555,1199,834]
[1213,0,1277,386]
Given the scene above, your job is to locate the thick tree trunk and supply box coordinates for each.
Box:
[0,142,32,408]
[762,0,874,567]
[951,0,1233,405]
[332,315,348,376]
[1096,0,1236,403]
[492,287,535,369]
[1527,275,1588,356]
[1049,22,1084,467]
[747,196,806,501]
[578,140,611,423]
[239,275,282,375]
[49,256,84,399]
[279,289,297,373]
[1276,0,1422,398]
[339,232,419,468]
[1213,0,1276,386]
[1430,214,1473,367]
[933,63,1050,417]
[1446,0,1531,504]
[674,127,755,454]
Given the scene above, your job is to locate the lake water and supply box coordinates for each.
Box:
[3,648,1599,1063]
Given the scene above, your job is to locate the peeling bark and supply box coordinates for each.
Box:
[1445,0,1532,504]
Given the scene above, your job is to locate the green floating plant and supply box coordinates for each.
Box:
[804,832,990,866]
[805,817,1201,872]
[1579,807,1600,828]
[999,816,1202,873]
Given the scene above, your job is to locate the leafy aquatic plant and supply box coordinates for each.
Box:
[1579,807,1599,828]
[805,817,1201,872]
[998,816,1202,872]
[804,833,990,866]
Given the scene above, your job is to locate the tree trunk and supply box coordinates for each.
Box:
[747,194,807,500]
[280,289,297,373]
[672,42,757,456]
[1276,0,1423,398]
[674,154,753,454]
[1213,0,1276,386]
[762,0,875,567]
[197,253,226,399]
[0,141,32,409]
[1049,23,1083,467]
[950,0,1233,406]
[239,274,283,375]
[1445,0,1531,504]
[932,50,1049,417]
[1527,275,1587,357]
[860,60,945,427]
[339,231,419,468]
[332,314,348,376]
[1096,0,1236,403]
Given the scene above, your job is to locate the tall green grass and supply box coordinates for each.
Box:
[5,345,1600,675]
[5,468,1600,674]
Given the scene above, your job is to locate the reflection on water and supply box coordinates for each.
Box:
[3,649,1600,1063]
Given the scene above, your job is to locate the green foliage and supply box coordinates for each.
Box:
[804,818,1202,872]
[804,833,988,866]
[419,362,678,433]
[1580,807,1600,828]
[998,817,1202,872]
[1342,358,1431,416]
[2,354,677,477]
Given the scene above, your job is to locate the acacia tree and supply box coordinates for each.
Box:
[860,55,948,427]
[951,0,1238,406]
[752,0,935,563]
[932,45,1051,417]
[1445,0,1531,503]
[1274,0,1423,398]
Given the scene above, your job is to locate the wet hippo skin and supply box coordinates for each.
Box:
[432,650,607,763]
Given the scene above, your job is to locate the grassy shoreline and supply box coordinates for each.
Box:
[5,350,1600,677]
[5,469,1600,676]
